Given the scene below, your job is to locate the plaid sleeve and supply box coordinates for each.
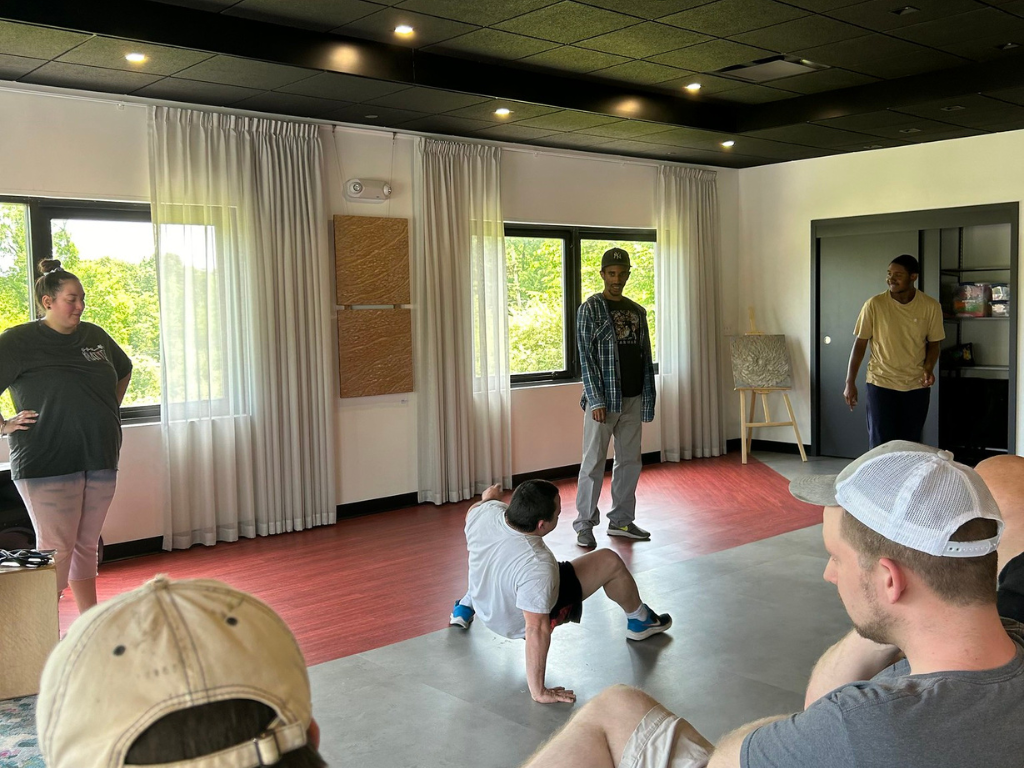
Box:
[577,300,607,410]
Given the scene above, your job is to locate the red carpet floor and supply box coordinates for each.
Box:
[60,454,822,665]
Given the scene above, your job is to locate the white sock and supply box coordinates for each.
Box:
[626,604,649,621]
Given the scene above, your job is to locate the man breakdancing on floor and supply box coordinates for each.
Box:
[448,479,671,704]
[521,441,1024,765]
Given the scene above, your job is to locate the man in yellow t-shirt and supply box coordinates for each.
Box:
[844,254,944,448]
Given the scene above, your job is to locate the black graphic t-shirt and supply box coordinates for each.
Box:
[604,296,644,397]
[0,321,132,479]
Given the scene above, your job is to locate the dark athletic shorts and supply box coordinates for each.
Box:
[549,561,584,629]
[998,553,1024,624]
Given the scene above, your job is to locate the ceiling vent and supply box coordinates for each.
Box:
[715,55,828,83]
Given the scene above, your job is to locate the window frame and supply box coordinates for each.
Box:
[505,224,657,387]
[1,196,159,423]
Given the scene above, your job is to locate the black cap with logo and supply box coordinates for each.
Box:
[601,247,631,270]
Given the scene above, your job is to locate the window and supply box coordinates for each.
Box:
[0,198,159,421]
[505,225,656,384]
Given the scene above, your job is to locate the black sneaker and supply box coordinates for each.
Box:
[607,523,651,540]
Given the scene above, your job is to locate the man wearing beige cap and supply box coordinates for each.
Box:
[521,441,1024,768]
[35,575,325,768]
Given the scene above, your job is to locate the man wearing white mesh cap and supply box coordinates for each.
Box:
[519,441,1024,768]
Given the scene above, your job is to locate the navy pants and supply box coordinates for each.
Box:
[864,383,931,449]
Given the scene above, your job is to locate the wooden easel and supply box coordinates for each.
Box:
[738,308,807,465]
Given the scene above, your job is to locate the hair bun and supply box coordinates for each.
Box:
[39,259,63,275]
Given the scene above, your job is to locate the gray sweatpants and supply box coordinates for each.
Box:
[14,470,117,592]
[574,396,643,531]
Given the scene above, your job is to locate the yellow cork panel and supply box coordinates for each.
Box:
[338,309,413,398]
[334,215,410,306]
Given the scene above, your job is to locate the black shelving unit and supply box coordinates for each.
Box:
[938,223,1017,464]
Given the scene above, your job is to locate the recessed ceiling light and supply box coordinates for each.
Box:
[394,24,414,35]
[940,105,966,112]
[364,114,379,119]
[898,127,922,133]
[721,140,735,147]
[494,107,512,116]
[891,5,919,15]
[125,52,147,63]
[999,42,1020,50]
[685,82,701,92]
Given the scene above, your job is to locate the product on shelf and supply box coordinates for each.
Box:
[953,283,992,317]
[991,283,1010,302]
[992,301,1010,317]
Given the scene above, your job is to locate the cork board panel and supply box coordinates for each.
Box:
[334,215,410,305]
[338,309,413,398]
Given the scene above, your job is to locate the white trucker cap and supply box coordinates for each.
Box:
[36,576,313,768]
[789,440,1003,557]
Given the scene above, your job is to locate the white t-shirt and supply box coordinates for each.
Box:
[465,500,559,640]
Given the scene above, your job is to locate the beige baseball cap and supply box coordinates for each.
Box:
[789,440,1003,557]
[36,576,313,768]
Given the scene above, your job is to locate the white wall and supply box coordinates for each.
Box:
[1,85,742,544]
[734,130,1024,450]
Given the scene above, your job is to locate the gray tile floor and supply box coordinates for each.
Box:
[310,452,854,767]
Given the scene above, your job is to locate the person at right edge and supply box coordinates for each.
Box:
[844,254,944,448]
[574,247,656,549]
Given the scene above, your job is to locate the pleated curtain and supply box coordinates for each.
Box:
[655,165,727,461]
[149,106,336,549]
[412,138,512,504]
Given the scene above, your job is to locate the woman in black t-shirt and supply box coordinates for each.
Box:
[0,259,133,614]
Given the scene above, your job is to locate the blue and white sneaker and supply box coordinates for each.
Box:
[449,601,475,629]
[626,605,672,641]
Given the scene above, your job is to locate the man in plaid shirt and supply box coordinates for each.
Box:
[574,247,657,549]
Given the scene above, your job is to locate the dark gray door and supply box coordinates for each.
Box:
[817,231,920,458]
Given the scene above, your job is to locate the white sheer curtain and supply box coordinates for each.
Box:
[412,138,512,504]
[655,165,727,461]
[150,106,336,549]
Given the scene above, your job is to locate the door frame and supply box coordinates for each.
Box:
[810,202,1019,457]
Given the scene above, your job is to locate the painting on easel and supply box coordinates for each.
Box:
[730,334,793,390]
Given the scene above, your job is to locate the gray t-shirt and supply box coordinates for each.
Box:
[743,620,1024,768]
[0,321,132,480]
[464,500,559,640]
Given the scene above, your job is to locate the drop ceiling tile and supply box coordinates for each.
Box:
[0,21,90,60]
[852,48,965,77]
[518,45,630,72]
[444,99,560,121]
[0,53,45,80]
[650,40,774,70]
[560,0,719,18]
[770,67,878,93]
[395,0,560,25]
[326,103,428,125]
[940,35,1024,62]
[21,62,163,93]
[793,33,964,75]
[133,77,264,105]
[665,146,781,166]
[780,0,864,12]
[890,7,1024,46]
[891,95,1024,128]
[986,85,1024,106]
[337,8,478,47]
[230,91,354,118]
[56,37,213,76]
[399,114,495,134]
[528,132,616,148]
[633,125,728,145]
[657,72,747,93]
[814,110,920,132]
[577,22,709,57]
[827,0,984,32]
[587,138,674,154]
[835,137,913,150]
[427,28,560,59]
[223,0,382,31]
[731,16,868,53]
[151,0,239,9]
[589,59,689,84]
[744,123,875,147]
[713,84,799,102]
[278,72,408,102]
[660,0,808,38]
[364,86,490,112]
[173,55,316,89]
[513,110,620,130]
[1003,0,1024,15]
[845,116,966,139]
[901,126,987,142]
[577,120,677,138]
[713,136,838,159]
[495,1,640,44]
[475,124,563,141]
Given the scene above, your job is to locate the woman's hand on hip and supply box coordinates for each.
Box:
[2,410,38,435]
